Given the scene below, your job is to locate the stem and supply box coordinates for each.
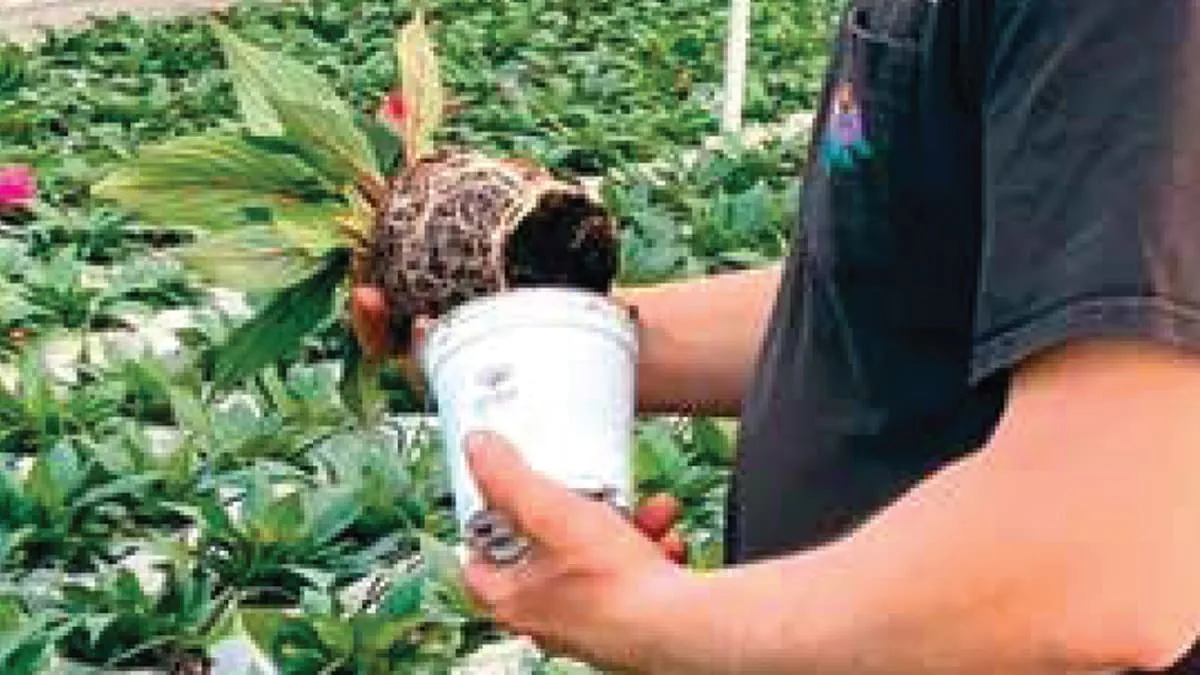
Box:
[103,635,175,669]
[195,587,240,638]
[354,173,388,212]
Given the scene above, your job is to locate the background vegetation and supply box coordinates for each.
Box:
[0,0,841,671]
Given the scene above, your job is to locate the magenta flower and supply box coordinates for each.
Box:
[0,166,36,212]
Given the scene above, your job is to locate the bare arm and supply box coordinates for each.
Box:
[614,263,782,417]
[624,340,1200,673]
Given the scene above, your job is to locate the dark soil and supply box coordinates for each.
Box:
[503,191,618,295]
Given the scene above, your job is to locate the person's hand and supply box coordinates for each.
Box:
[351,283,639,361]
[350,284,433,398]
[462,431,699,671]
[632,493,688,565]
[350,284,431,360]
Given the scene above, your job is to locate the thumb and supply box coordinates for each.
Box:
[466,432,589,546]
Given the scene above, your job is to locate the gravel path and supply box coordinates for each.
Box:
[0,0,282,44]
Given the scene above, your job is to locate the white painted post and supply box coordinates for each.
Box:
[721,0,751,135]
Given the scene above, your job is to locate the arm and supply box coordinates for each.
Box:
[629,340,1200,674]
[615,263,782,417]
[351,264,783,416]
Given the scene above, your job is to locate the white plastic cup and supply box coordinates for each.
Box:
[420,287,639,555]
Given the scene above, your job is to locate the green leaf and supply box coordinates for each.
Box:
[299,587,332,616]
[272,102,381,190]
[378,574,424,619]
[338,337,385,427]
[253,493,305,542]
[177,228,327,293]
[211,22,380,186]
[305,486,361,546]
[311,616,354,655]
[168,384,210,438]
[357,615,417,654]
[25,442,83,511]
[238,609,287,653]
[82,614,117,646]
[92,133,345,234]
[288,567,337,594]
[418,533,464,591]
[208,248,352,393]
[360,117,403,176]
[70,473,160,515]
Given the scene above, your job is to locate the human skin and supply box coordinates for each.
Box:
[352,278,1200,673]
[462,340,1200,674]
[349,266,781,562]
[349,262,783,418]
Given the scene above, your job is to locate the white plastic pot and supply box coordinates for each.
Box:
[421,287,639,545]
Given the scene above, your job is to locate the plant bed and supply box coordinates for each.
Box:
[0,0,841,671]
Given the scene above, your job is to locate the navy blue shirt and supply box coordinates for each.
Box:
[733,2,1200,670]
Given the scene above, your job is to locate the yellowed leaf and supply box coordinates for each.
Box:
[396,10,445,167]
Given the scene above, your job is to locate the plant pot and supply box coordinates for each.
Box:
[421,287,638,562]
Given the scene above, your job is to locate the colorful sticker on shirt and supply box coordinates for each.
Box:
[821,82,872,172]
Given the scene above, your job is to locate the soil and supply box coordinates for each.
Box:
[503,191,619,295]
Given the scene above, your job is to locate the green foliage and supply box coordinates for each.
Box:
[240,536,493,673]
[92,133,348,235]
[635,418,735,569]
[610,137,804,282]
[0,440,162,571]
[0,596,75,675]
[211,21,380,184]
[0,0,842,671]
[0,349,126,454]
[206,247,352,393]
[56,564,239,670]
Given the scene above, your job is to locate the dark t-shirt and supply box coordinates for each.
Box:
[732,1,1200,670]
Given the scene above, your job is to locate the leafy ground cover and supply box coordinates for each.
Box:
[0,0,838,671]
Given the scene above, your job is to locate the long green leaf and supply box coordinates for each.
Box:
[177,227,327,293]
[305,486,361,546]
[208,248,352,393]
[338,337,385,428]
[211,22,380,186]
[70,473,161,514]
[93,133,345,234]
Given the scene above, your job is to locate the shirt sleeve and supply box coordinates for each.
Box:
[971,1,1200,383]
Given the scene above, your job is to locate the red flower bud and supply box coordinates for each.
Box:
[378,91,409,135]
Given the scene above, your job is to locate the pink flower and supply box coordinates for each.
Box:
[377,91,409,135]
[0,166,36,212]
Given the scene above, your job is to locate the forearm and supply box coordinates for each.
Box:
[628,344,1200,674]
[615,264,781,417]
[690,453,1138,674]
[633,454,1149,674]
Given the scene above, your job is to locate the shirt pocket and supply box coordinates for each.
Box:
[810,1,930,277]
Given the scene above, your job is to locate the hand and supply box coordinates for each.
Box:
[633,493,689,565]
[349,284,430,360]
[351,284,639,360]
[462,432,699,671]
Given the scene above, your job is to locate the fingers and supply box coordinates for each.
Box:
[350,284,435,363]
[466,432,596,548]
[350,285,393,359]
[633,494,681,541]
[658,530,688,565]
[412,315,433,356]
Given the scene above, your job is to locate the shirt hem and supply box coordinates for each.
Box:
[970,296,1200,386]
